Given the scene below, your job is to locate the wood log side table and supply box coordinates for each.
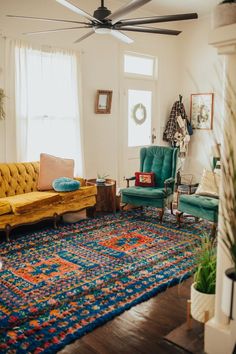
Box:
[86,179,116,213]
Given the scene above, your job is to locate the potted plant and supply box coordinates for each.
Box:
[213,0,236,28]
[96,173,109,184]
[191,236,217,323]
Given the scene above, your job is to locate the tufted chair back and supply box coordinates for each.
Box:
[0,162,39,198]
[140,146,178,189]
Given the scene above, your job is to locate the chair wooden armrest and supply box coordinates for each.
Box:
[164,177,175,193]
[125,176,135,188]
[188,183,199,194]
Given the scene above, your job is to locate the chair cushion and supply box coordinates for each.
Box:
[0,201,11,215]
[121,186,172,199]
[1,191,61,215]
[135,172,155,187]
[179,194,219,223]
[179,194,219,210]
[37,153,74,191]
[52,177,80,192]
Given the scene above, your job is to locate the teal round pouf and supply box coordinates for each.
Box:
[52,177,80,192]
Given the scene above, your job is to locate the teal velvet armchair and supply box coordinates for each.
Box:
[176,158,220,237]
[121,146,179,222]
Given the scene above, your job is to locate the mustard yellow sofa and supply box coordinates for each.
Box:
[0,162,97,241]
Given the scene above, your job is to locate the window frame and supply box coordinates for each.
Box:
[123,51,157,80]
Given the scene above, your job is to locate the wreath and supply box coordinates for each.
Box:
[132,103,147,125]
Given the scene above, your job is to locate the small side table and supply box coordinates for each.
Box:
[86,179,116,213]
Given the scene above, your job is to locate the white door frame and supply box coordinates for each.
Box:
[118,52,158,188]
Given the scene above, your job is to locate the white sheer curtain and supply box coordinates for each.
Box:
[11,40,84,175]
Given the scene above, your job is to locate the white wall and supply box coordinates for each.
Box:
[0,38,6,162]
[177,16,225,181]
[0,29,181,183]
[0,10,224,184]
[79,33,181,183]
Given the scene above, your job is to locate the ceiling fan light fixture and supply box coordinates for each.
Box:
[94,26,111,34]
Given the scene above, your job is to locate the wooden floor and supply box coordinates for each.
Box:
[59,277,203,354]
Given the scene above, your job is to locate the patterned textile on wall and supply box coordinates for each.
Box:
[163,100,188,147]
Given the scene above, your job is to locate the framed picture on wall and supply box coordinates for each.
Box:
[190,93,214,130]
[95,90,113,114]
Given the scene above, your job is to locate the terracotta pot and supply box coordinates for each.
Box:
[221,267,236,320]
[191,283,215,323]
[213,3,236,28]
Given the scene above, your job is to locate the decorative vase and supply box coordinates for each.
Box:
[221,267,236,320]
[213,3,236,28]
[191,283,215,323]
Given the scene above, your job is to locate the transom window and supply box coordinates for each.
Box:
[124,53,156,77]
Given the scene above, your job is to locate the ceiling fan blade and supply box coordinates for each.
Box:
[110,30,133,44]
[56,0,101,24]
[119,26,181,36]
[6,14,89,25]
[116,13,198,27]
[74,29,95,43]
[106,0,151,25]
[23,26,92,35]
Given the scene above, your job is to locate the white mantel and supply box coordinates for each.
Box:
[205,22,236,354]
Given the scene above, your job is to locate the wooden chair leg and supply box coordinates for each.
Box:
[170,202,174,215]
[121,203,128,211]
[86,206,96,217]
[53,213,59,229]
[176,211,183,227]
[159,208,164,223]
[5,224,11,242]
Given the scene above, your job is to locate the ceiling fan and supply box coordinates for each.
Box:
[7,0,198,44]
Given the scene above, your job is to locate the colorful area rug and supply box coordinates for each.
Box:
[0,209,209,353]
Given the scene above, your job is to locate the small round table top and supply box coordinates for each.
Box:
[87,178,116,187]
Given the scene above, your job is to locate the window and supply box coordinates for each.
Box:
[15,45,83,174]
[124,53,155,77]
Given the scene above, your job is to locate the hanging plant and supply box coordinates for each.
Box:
[0,88,6,120]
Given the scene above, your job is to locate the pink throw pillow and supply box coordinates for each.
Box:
[37,153,74,191]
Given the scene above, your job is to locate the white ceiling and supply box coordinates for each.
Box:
[0,0,219,47]
[120,0,219,16]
